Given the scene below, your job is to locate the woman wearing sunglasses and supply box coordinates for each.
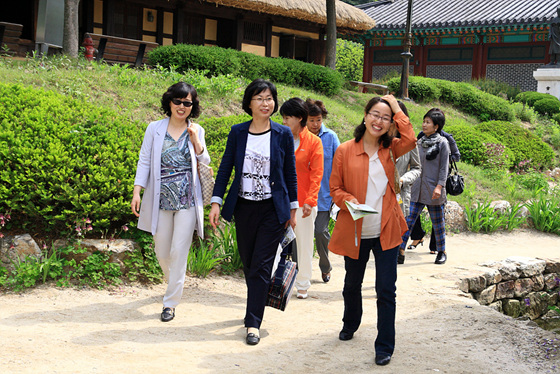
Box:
[131,82,210,322]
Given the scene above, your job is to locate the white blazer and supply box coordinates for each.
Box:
[134,117,210,237]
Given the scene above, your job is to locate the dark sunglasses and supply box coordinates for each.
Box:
[171,99,193,107]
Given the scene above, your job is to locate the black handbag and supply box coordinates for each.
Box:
[446,159,464,196]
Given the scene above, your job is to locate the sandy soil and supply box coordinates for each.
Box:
[1,230,559,374]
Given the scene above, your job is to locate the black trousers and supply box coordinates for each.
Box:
[234,198,285,329]
[342,238,398,356]
[410,216,437,251]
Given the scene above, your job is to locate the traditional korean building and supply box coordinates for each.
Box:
[356,0,557,91]
[0,0,374,65]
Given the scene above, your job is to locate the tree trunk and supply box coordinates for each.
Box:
[63,0,81,58]
[325,0,337,69]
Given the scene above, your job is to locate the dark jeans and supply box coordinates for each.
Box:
[234,198,285,329]
[342,238,398,356]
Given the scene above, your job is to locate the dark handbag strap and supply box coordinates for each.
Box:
[449,159,459,175]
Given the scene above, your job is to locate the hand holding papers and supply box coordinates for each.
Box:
[344,201,378,246]
[345,201,378,221]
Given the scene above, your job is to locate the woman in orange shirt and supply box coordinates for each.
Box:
[280,97,324,299]
[329,95,415,366]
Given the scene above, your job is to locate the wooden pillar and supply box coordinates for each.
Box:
[156,7,164,45]
[414,37,424,76]
[473,33,484,79]
[235,14,243,50]
[363,40,373,82]
[174,5,184,44]
[265,18,272,57]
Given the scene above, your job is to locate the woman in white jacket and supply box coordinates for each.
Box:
[131,82,210,322]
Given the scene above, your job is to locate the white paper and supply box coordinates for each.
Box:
[345,201,378,221]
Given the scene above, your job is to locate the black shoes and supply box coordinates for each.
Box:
[435,251,447,264]
[246,333,260,345]
[160,307,175,322]
[322,272,331,283]
[339,329,354,341]
[375,355,392,366]
[407,238,424,249]
[397,253,405,264]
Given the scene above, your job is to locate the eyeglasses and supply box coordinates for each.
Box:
[252,97,274,105]
[171,99,193,107]
[366,112,392,124]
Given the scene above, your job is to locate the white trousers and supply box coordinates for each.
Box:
[154,208,197,308]
[295,206,318,291]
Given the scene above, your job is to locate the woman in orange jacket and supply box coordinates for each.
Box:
[280,97,324,299]
[329,95,415,366]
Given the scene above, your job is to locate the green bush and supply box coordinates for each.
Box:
[515,91,556,107]
[388,76,441,102]
[202,114,252,171]
[388,76,515,122]
[446,125,511,166]
[533,98,560,116]
[336,39,364,81]
[470,78,521,101]
[0,82,143,235]
[553,113,560,125]
[476,121,555,170]
[148,44,343,95]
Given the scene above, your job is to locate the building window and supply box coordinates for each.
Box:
[243,21,265,44]
[427,48,473,62]
[487,46,545,61]
[373,49,412,63]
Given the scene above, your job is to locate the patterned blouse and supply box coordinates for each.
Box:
[159,129,195,210]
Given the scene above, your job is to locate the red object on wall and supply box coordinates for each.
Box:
[83,33,95,61]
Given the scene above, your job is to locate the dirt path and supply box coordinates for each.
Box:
[1,230,559,373]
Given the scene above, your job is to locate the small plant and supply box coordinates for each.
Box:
[187,237,224,277]
[527,192,560,235]
[213,223,243,274]
[123,229,162,283]
[464,201,507,233]
[419,210,433,235]
[504,203,527,231]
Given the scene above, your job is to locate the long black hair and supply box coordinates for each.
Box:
[354,96,399,149]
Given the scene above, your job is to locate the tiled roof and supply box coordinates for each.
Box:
[359,0,558,30]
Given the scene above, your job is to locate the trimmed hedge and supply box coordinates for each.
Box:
[148,44,343,96]
[514,91,556,107]
[533,98,560,116]
[476,121,555,170]
[387,76,515,122]
[446,125,513,168]
[0,83,143,235]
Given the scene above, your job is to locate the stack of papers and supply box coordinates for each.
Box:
[345,201,378,221]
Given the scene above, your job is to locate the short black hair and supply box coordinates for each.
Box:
[305,99,328,118]
[161,82,200,118]
[353,96,397,148]
[424,108,445,133]
[280,97,308,128]
[242,79,279,116]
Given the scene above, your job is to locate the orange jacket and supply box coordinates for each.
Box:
[296,127,324,207]
[328,111,416,259]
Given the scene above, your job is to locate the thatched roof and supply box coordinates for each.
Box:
[204,0,376,32]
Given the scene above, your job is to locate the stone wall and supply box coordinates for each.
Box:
[459,257,560,320]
